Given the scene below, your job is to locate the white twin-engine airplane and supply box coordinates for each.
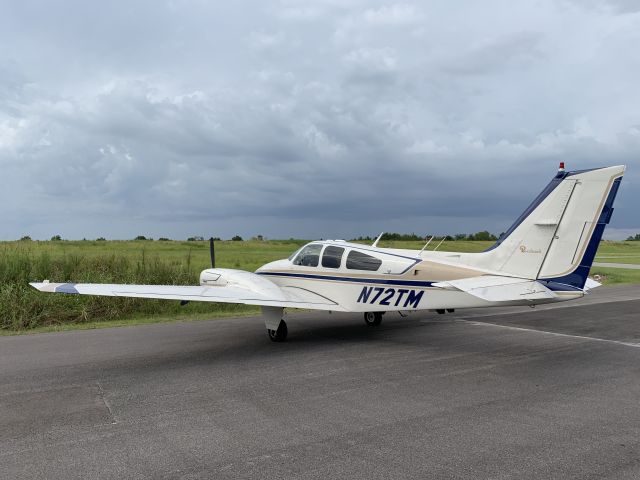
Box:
[31,164,625,342]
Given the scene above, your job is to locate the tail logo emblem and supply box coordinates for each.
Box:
[520,245,542,254]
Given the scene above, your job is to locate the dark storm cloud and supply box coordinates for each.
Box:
[0,0,639,240]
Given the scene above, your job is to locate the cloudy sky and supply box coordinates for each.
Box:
[1,0,638,240]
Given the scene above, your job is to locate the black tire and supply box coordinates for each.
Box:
[446,308,455,313]
[436,309,446,314]
[364,311,383,326]
[268,320,288,342]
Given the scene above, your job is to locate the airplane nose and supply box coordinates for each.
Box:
[256,259,289,273]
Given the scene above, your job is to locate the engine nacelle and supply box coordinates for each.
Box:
[199,269,228,286]
[199,268,289,300]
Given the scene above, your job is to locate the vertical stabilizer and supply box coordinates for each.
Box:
[467,165,625,289]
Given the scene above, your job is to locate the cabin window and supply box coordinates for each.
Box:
[346,250,382,271]
[293,244,322,267]
[321,246,344,269]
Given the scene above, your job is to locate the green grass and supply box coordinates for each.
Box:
[588,267,640,285]
[594,241,640,264]
[1,239,639,333]
[0,239,304,332]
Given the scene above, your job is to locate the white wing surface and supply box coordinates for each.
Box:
[432,275,557,302]
[30,273,346,311]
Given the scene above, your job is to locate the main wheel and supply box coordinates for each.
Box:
[364,311,383,326]
[267,320,288,342]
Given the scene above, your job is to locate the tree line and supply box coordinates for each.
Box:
[351,231,500,242]
[17,232,504,242]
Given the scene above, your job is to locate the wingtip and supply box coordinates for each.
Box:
[29,281,68,293]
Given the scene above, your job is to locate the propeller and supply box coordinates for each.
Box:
[209,237,215,269]
[182,236,215,308]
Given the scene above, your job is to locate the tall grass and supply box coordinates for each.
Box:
[0,242,268,331]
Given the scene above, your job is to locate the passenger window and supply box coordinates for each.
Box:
[321,246,344,269]
[346,250,382,271]
[293,244,323,267]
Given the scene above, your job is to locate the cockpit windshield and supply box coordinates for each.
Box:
[288,246,304,261]
[292,243,323,267]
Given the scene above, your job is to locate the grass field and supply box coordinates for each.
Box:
[1,239,639,333]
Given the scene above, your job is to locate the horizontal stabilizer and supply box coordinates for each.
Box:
[583,278,602,291]
[432,275,556,302]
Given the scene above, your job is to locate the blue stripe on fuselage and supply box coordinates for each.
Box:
[258,271,587,293]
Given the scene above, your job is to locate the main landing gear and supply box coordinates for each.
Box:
[267,320,288,342]
[364,311,383,326]
[263,306,288,342]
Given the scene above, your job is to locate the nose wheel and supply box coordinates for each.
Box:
[267,319,288,342]
[364,311,383,326]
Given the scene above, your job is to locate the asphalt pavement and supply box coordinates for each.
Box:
[593,262,640,270]
[1,285,640,479]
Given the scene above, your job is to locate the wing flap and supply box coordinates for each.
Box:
[432,275,556,302]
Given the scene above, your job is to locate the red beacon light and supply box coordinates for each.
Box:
[558,162,565,172]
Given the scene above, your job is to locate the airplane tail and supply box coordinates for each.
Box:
[467,164,625,290]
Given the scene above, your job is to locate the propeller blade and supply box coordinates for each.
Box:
[209,237,215,268]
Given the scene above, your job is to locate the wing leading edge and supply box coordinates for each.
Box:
[29,281,347,311]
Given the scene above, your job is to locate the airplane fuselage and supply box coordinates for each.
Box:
[254,240,584,312]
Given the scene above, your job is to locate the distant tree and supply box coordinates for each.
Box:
[96,237,106,241]
[454,234,467,241]
[187,236,204,241]
[134,235,149,241]
[19,235,32,241]
[158,237,171,241]
[50,235,62,241]
[350,235,372,241]
[626,234,640,241]
[231,235,243,241]
[468,231,497,241]
[252,235,265,241]
[378,232,423,241]
[212,237,221,241]
[445,235,454,241]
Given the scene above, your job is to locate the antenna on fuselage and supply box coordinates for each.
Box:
[372,232,384,248]
[433,237,446,251]
[418,236,434,254]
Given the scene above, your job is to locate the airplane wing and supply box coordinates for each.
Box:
[29,278,347,312]
[431,275,557,302]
